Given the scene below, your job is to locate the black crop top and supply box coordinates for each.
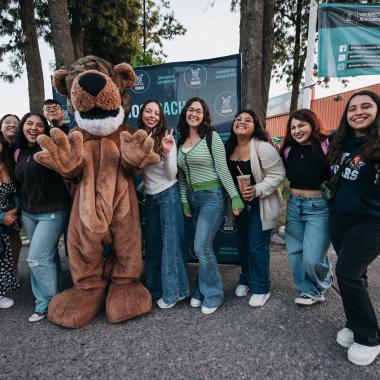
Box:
[283,144,330,190]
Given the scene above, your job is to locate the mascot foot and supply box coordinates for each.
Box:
[48,287,106,328]
[106,282,152,323]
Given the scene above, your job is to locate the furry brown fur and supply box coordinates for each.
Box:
[34,56,159,328]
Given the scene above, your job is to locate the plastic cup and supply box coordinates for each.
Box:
[237,174,251,193]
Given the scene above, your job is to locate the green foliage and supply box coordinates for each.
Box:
[272,0,309,87]
[0,0,24,81]
[130,51,163,67]
[141,0,186,60]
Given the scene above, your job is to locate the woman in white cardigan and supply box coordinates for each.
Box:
[225,110,285,307]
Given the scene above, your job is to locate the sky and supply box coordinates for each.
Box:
[0,0,379,117]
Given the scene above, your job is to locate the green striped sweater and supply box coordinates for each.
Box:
[177,131,244,214]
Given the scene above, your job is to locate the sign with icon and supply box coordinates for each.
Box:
[318,3,380,77]
[132,55,242,264]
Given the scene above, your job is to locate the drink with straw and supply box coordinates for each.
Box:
[236,165,251,194]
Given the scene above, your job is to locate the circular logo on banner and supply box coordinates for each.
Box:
[214,91,239,117]
[184,64,207,89]
[342,11,357,24]
[131,70,150,94]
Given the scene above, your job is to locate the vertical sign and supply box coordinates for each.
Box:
[318,4,380,77]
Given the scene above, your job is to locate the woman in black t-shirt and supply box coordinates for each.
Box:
[13,113,70,323]
[280,109,333,307]
[327,90,380,366]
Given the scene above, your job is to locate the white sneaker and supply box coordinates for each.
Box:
[348,342,380,366]
[201,306,218,315]
[28,311,47,322]
[234,284,249,297]
[337,328,354,348]
[249,292,270,307]
[157,298,176,309]
[0,296,14,309]
[190,298,202,308]
[295,295,318,306]
[157,295,187,309]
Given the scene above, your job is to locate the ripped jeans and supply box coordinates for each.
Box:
[22,210,68,313]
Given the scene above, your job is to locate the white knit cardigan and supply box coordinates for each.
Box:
[249,138,286,230]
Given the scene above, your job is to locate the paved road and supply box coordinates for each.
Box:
[1,244,379,379]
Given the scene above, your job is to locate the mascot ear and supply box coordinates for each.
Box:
[53,69,70,96]
[114,63,136,90]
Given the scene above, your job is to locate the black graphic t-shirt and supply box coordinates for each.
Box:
[330,135,380,220]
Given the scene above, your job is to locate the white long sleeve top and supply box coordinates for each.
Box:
[141,143,178,195]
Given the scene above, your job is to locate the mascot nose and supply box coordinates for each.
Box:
[78,72,107,97]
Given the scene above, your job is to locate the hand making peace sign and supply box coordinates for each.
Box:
[161,129,175,154]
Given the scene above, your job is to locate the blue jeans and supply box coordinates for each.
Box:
[188,188,224,308]
[236,204,272,294]
[144,183,189,303]
[285,195,333,300]
[22,210,68,313]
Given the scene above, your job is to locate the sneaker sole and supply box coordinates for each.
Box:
[348,350,380,366]
[28,315,47,322]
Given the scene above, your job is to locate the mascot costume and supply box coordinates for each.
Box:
[34,56,160,328]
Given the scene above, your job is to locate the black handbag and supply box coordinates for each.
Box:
[320,154,353,201]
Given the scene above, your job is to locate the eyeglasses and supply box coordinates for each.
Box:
[43,106,61,112]
[187,107,204,115]
[2,121,19,126]
[234,117,254,124]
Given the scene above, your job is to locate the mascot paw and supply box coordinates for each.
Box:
[106,282,152,323]
[48,287,106,328]
[120,130,160,169]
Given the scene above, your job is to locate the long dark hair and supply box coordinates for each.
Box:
[280,108,328,157]
[137,99,167,156]
[12,113,49,149]
[327,90,380,164]
[177,97,213,145]
[225,109,269,158]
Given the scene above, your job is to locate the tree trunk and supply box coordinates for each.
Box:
[48,0,76,68]
[240,0,275,126]
[289,0,305,113]
[70,2,84,60]
[19,0,45,113]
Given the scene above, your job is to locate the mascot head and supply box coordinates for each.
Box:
[52,55,136,136]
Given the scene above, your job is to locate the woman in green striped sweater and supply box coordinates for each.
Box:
[177,97,244,315]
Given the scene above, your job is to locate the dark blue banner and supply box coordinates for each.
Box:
[132,55,242,264]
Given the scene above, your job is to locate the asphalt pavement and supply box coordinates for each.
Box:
[1,243,379,379]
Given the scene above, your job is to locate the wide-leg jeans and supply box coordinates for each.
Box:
[22,210,68,313]
[188,188,224,308]
[285,195,333,300]
[144,183,190,304]
[236,204,272,294]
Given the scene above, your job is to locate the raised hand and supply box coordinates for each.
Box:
[34,128,84,177]
[161,129,175,155]
[120,129,160,169]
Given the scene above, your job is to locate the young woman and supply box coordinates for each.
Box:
[225,110,285,307]
[177,97,244,315]
[327,90,380,366]
[280,109,333,306]
[138,100,189,309]
[13,113,70,322]
[0,114,22,270]
[0,141,19,309]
